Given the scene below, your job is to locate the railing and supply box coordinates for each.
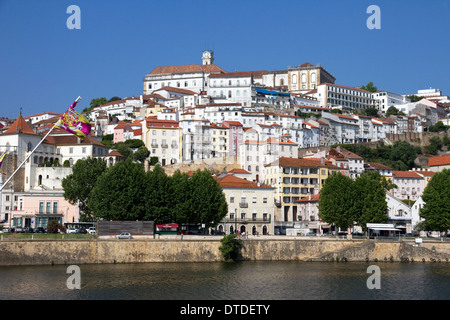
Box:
[239,202,248,208]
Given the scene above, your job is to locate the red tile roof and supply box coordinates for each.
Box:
[149,64,226,75]
[428,154,450,167]
[392,171,422,178]
[296,193,320,202]
[215,174,273,189]
[3,115,37,135]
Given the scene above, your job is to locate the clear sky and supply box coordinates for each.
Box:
[0,0,449,118]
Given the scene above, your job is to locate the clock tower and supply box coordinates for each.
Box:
[202,50,214,65]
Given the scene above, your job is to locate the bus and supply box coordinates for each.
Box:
[64,222,96,232]
[155,224,179,235]
[179,224,203,235]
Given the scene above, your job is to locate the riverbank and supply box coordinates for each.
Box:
[1,237,450,266]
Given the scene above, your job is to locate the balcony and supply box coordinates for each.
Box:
[239,202,248,208]
[161,143,169,149]
[151,143,158,148]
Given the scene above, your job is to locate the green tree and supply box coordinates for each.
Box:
[407,95,424,103]
[428,121,447,133]
[170,170,193,225]
[360,81,378,93]
[90,97,108,109]
[189,169,228,229]
[364,107,379,117]
[420,169,450,233]
[88,159,147,221]
[385,106,400,117]
[62,157,107,221]
[318,172,356,231]
[219,234,243,262]
[108,96,122,102]
[389,141,417,170]
[143,165,174,223]
[131,145,150,163]
[352,171,388,232]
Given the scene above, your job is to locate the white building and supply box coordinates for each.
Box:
[143,51,226,95]
[316,83,374,112]
[372,91,411,115]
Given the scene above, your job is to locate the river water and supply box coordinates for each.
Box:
[0,261,449,300]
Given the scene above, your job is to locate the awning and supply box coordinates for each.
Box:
[369,227,401,231]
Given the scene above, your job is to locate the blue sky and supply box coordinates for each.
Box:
[0,0,449,118]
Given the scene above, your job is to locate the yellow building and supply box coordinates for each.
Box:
[264,157,341,235]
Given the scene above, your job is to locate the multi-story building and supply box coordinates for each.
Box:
[240,136,299,182]
[372,91,411,115]
[390,171,430,201]
[296,193,332,235]
[215,173,274,236]
[263,157,340,235]
[143,117,182,166]
[314,83,374,112]
[326,147,364,179]
[320,112,360,144]
[208,71,265,107]
[287,62,336,94]
[143,51,226,95]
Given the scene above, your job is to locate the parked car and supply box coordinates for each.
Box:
[15,227,23,233]
[401,233,415,237]
[35,227,46,233]
[23,227,34,233]
[77,228,87,234]
[116,232,132,239]
[87,227,96,235]
[66,228,77,234]
[306,232,316,236]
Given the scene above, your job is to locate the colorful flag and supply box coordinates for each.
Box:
[55,98,91,139]
[0,151,6,175]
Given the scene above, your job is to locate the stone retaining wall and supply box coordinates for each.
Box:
[0,239,449,266]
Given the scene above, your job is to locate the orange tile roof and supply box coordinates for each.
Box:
[296,193,320,202]
[270,157,338,169]
[392,171,422,178]
[3,115,37,135]
[229,168,251,174]
[149,64,226,75]
[428,154,450,167]
[215,174,273,189]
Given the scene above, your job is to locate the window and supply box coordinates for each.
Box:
[39,201,44,214]
[230,196,234,203]
[69,147,73,154]
[53,202,58,214]
[46,202,51,214]
[82,147,86,153]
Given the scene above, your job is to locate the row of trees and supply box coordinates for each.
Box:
[319,169,450,234]
[62,158,228,227]
[318,171,391,232]
[335,141,419,171]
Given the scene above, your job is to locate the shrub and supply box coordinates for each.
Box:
[47,220,65,234]
[219,234,243,262]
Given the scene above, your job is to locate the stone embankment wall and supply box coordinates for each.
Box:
[0,239,449,266]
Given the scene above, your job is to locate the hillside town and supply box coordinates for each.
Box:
[1,51,449,237]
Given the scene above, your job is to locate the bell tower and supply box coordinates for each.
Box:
[202,50,214,65]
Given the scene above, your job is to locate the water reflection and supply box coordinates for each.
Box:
[0,261,449,300]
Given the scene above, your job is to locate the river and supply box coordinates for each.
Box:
[0,261,449,300]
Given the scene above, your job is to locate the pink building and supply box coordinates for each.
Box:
[8,192,78,229]
[113,121,133,144]
[223,120,243,156]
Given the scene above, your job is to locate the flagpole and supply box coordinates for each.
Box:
[0,96,82,192]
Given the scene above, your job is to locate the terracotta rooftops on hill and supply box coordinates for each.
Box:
[215,174,273,189]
